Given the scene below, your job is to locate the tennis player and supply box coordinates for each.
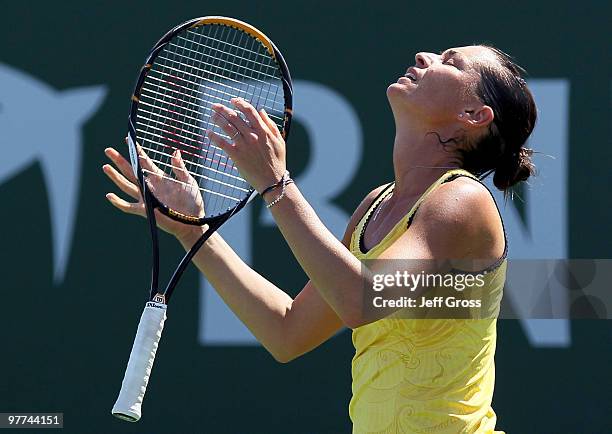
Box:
[104,44,536,433]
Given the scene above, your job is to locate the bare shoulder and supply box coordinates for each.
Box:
[412,176,504,259]
[422,176,498,217]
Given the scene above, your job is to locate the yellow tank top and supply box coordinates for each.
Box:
[349,169,506,434]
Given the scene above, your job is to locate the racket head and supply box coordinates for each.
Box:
[127,16,293,225]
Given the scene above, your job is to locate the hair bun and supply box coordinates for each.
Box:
[493,147,535,190]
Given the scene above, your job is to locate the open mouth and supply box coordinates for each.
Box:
[404,72,417,82]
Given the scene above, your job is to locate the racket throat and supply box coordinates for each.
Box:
[162,223,220,302]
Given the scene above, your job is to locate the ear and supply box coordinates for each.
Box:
[458,105,494,128]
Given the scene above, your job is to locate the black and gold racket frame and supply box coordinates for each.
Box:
[125,16,293,302]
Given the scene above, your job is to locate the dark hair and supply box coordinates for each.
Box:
[459,45,537,191]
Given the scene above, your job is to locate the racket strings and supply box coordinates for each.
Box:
[147,59,284,114]
[140,82,283,122]
[138,143,242,181]
[135,22,286,218]
[159,46,283,97]
[173,37,279,79]
[136,101,230,149]
[184,31,280,67]
[141,72,284,122]
[135,125,232,169]
[141,169,244,201]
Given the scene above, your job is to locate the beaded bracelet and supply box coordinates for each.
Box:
[260,171,289,198]
[264,171,293,209]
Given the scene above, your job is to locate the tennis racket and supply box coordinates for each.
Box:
[111,16,292,422]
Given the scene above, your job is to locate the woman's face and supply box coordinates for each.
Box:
[387,45,498,125]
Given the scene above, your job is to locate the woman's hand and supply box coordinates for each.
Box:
[207,98,287,193]
[102,145,204,243]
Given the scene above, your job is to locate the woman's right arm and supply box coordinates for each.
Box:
[103,146,382,362]
[177,228,344,363]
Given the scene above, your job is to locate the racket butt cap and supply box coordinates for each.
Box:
[112,410,140,422]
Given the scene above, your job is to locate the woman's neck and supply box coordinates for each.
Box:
[391,125,462,200]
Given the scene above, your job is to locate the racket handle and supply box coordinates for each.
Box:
[112,302,167,422]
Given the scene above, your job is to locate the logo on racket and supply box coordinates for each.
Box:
[153,294,166,304]
[168,208,201,223]
[127,134,139,178]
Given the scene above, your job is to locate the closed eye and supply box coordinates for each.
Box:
[442,58,460,69]
[440,49,463,69]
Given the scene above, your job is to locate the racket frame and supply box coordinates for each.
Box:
[128,16,293,225]
[114,16,293,423]
[126,16,293,303]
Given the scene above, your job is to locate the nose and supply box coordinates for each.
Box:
[415,52,436,68]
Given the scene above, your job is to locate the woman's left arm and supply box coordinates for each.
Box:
[207,98,492,328]
[208,98,370,326]
[265,182,369,328]
[262,181,492,328]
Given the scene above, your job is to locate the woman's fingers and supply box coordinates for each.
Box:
[210,99,279,144]
[259,108,283,139]
[104,144,145,217]
[102,163,140,200]
[105,192,145,217]
[211,103,252,136]
[137,144,164,176]
[210,112,241,140]
[206,130,234,156]
[231,98,271,136]
[171,149,191,183]
[104,147,137,184]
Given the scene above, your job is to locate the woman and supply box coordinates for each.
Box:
[103,44,536,433]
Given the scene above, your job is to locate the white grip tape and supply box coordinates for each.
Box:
[112,302,167,422]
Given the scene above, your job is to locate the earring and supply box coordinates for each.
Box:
[459,113,464,118]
